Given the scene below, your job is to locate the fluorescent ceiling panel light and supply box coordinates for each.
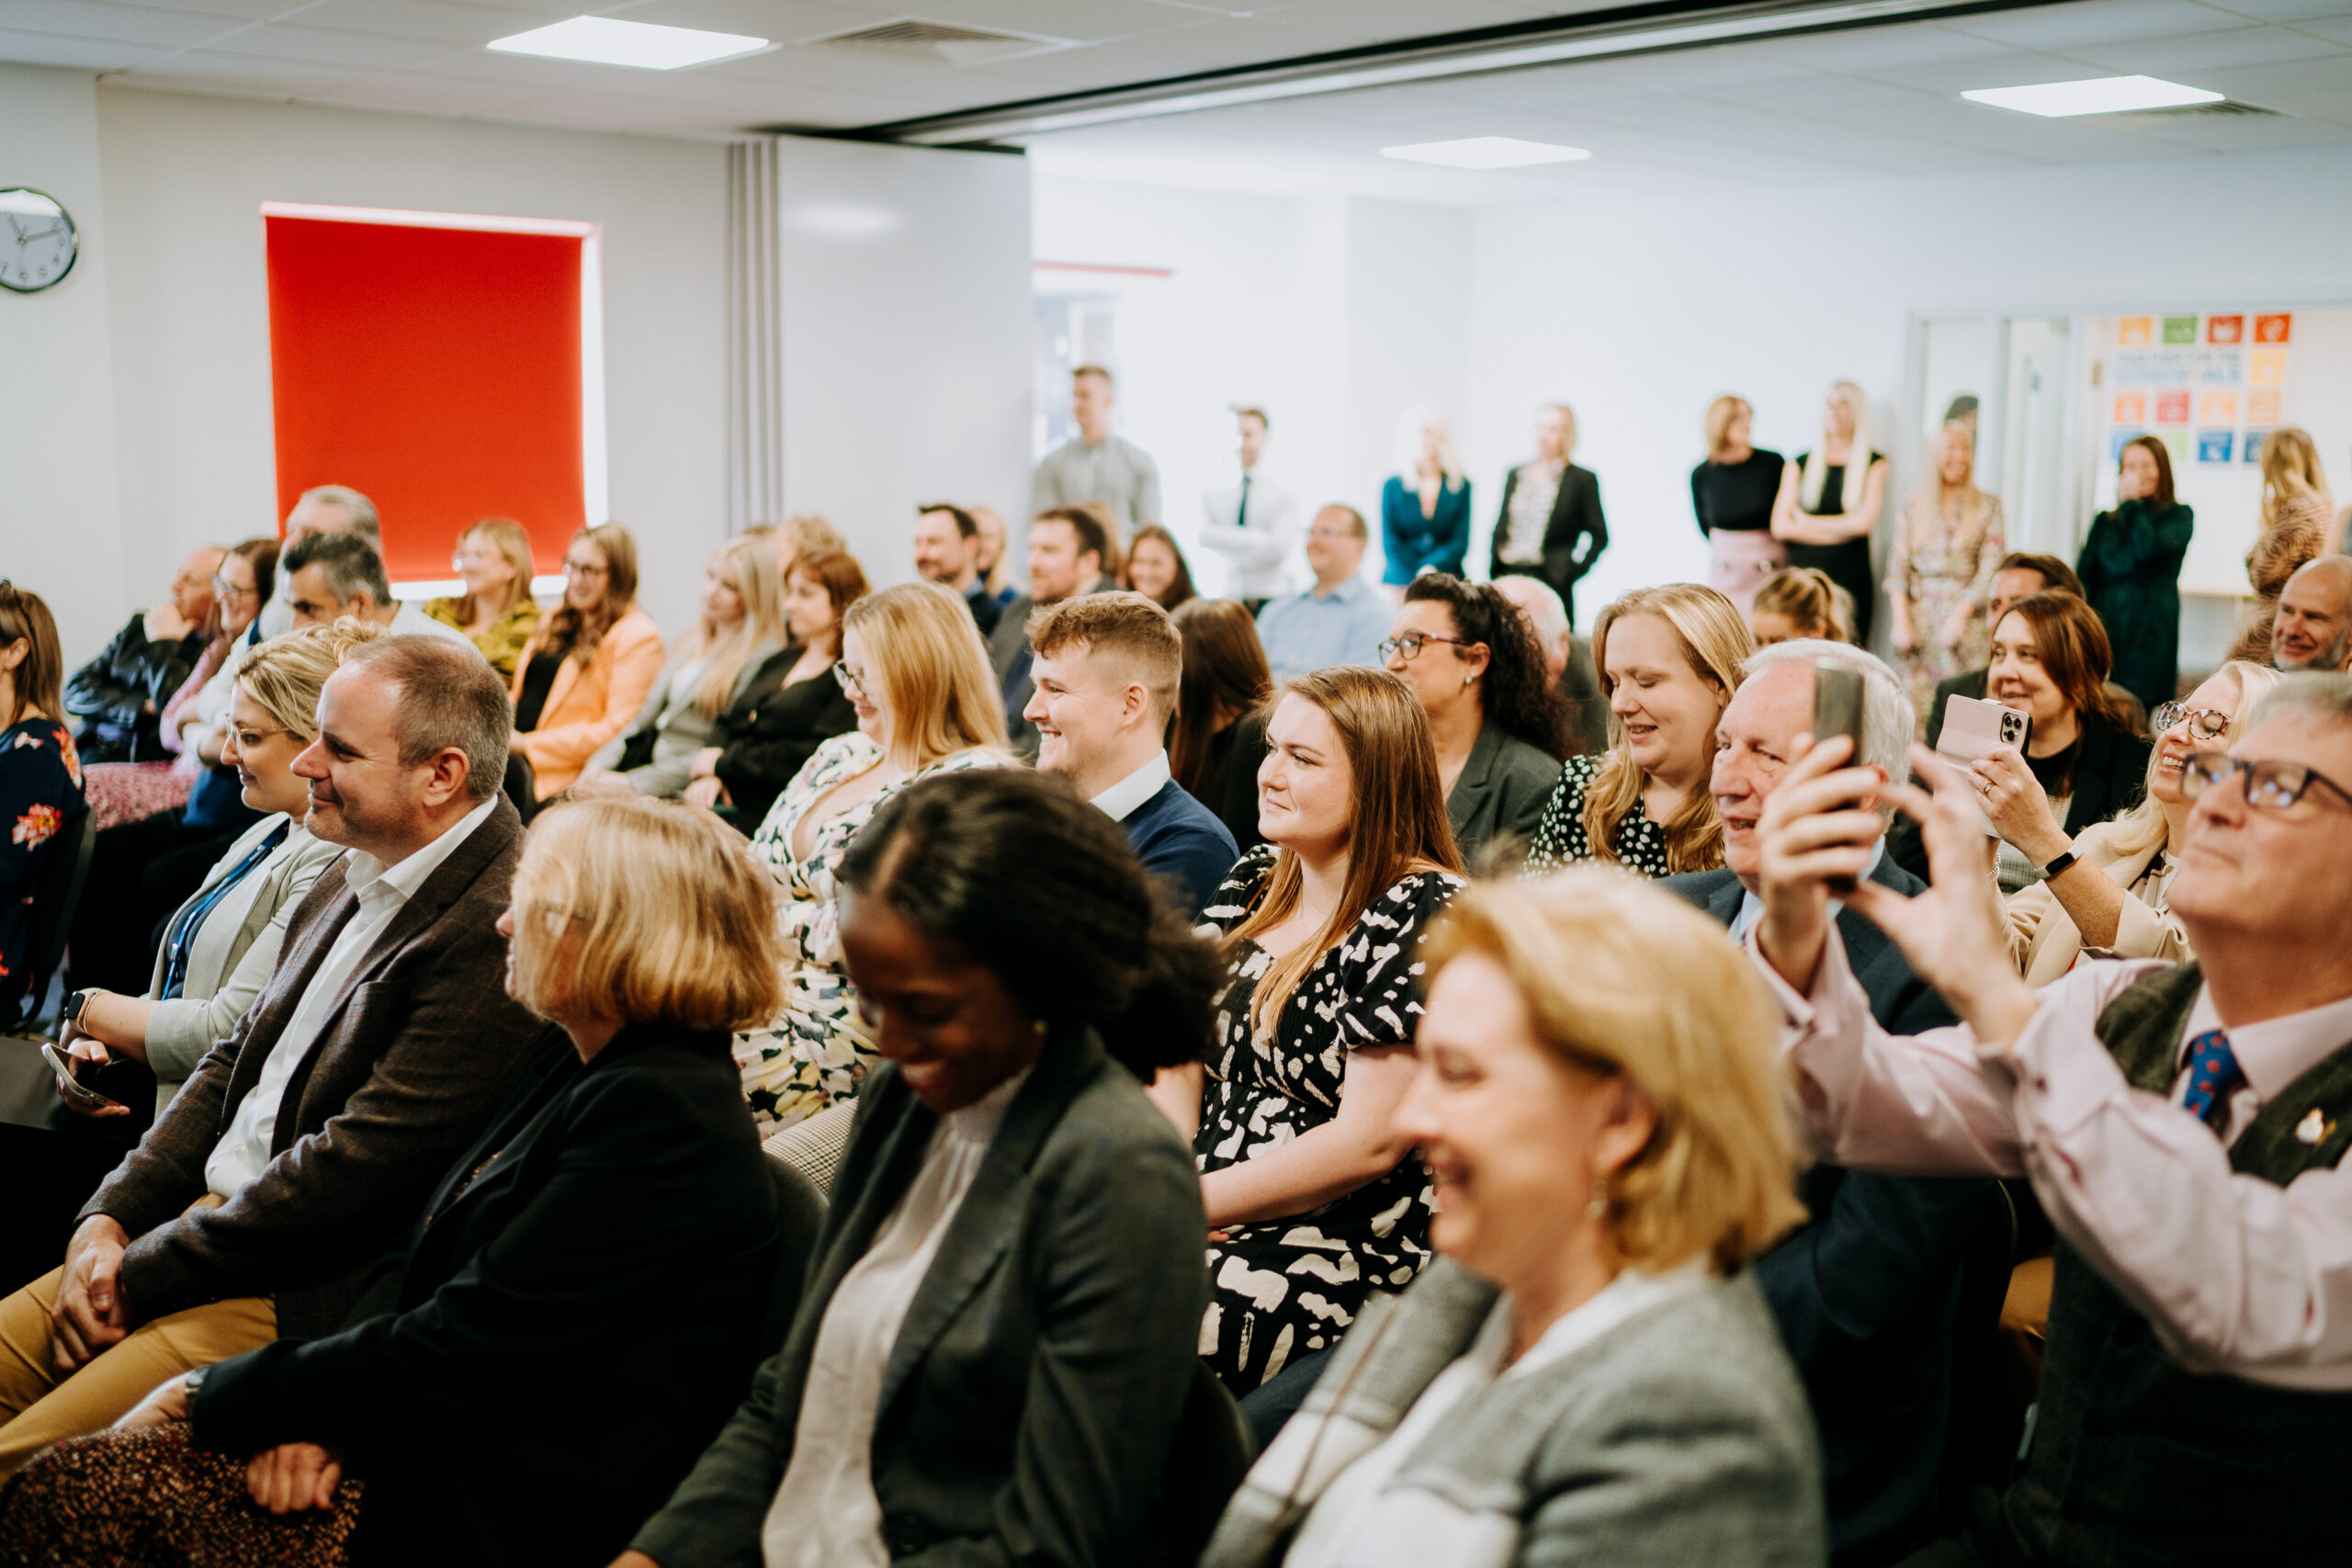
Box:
[488,17,772,70]
[1382,136,1590,168]
[1961,75,2222,117]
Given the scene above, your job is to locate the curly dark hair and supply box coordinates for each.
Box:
[1402,574,1569,758]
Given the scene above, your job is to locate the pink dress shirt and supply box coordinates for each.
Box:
[1753,927,2352,1391]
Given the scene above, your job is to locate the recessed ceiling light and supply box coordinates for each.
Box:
[488,16,773,71]
[1381,137,1591,169]
[1961,75,2222,118]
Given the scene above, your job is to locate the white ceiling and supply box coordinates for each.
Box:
[5,0,2349,197]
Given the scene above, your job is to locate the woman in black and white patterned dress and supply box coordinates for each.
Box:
[1524,583,1754,880]
[1154,667,1464,1395]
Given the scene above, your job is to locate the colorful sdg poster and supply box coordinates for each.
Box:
[2199,429,2234,464]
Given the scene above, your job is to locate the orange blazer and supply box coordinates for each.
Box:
[511,606,666,798]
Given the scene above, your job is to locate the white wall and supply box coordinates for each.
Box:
[0,65,126,669]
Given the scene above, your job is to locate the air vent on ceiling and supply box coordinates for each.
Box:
[2126,99,2281,118]
[806,18,1071,67]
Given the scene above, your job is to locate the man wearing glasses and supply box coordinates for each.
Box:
[1745,672,2352,1568]
[62,547,221,762]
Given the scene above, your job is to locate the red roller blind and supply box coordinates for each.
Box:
[265,209,593,581]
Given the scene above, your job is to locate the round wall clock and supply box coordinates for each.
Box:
[1,189,78,294]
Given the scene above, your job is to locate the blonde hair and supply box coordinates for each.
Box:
[1396,404,1465,487]
[1585,584,1753,873]
[1424,872,1806,1272]
[1801,380,1875,512]
[455,518,537,624]
[1751,566,1857,645]
[2107,660,2287,860]
[2259,428,2329,529]
[842,581,1011,773]
[1702,395,1750,462]
[1025,591,1182,727]
[1915,423,1986,533]
[232,617,385,741]
[509,795,786,1030]
[683,534,789,719]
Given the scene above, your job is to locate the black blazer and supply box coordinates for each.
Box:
[1490,463,1608,629]
[1661,859,1993,1564]
[190,1021,780,1568]
[711,646,860,827]
[1448,722,1562,866]
[633,1025,1209,1568]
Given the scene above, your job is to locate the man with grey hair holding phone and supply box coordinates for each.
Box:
[1659,639,1991,1566]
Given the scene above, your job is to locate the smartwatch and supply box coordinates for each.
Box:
[2040,849,2079,880]
[62,989,93,1026]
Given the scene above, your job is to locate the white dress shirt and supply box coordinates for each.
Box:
[1758,925,2352,1388]
[1089,749,1171,824]
[202,795,500,1200]
[1200,470,1300,599]
[761,1068,1031,1568]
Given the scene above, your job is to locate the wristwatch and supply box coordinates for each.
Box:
[2040,849,2079,880]
[62,989,93,1026]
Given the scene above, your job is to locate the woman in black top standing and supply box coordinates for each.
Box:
[1691,394,1786,615]
[1771,379,1886,645]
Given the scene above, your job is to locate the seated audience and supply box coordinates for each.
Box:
[735,581,1010,1134]
[1489,573,1607,758]
[510,524,666,800]
[1923,552,2083,746]
[1907,591,2151,894]
[1745,671,2352,1568]
[584,536,786,798]
[1660,639,1988,1565]
[1170,597,1274,853]
[2266,555,2352,673]
[0,584,84,1028]
[1254,504,1391,683]
[1203,872,1821,1567]
[910,502,1001,637]
[2005,660,2283,985]
[1525,583,1751,877]
[970,503,1017,607]
[1026,592,1238,917]
[158,538,279,773]
[0,637,542,1470]
[424,517,541,678]
[684,548,864,823]
[254,485,376,640]
[1125,523,1198,612]
[753,514,845,586]
[64,547,220,763]
[988,505,1116,755]
[1156,667,1464,1397]
[59,621,375,1114]
[1750,564,1856,647]
[279,533,474,649]
[620,770,1217,1568]
[1385,575,1566,864]
[0,795,786,1568]
[2227,508,2327,666]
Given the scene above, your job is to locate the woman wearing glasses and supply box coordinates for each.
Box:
[2004,660,2283,985]
[510,524,665,800]
[424,518,540,679]
[734,581,1012,1134]
[682,549,865,824]
[1382,575,1568,864]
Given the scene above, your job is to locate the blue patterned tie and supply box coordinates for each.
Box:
[2179,1030,2245,1136]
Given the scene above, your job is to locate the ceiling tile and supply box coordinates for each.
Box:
[0,0,245,50]
[2065,21,2350,70]
[1950,0,2249,49]
[0,25,158,67]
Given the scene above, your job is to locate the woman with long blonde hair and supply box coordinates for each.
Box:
[1691,393,1788,613]
[1884,423,2007,722]
[2258,427,2333,536]
[1524,583,1752,877]
[424,517,540,677]
[1380,405,1471,584]
[733,580,1012,1134]
[1771,379,1887,644]
[1154,666,1464,1396]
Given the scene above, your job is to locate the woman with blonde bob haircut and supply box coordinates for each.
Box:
[10,796,791,1568]
[1204,871,1821,1568]
[734,580,1012,1133]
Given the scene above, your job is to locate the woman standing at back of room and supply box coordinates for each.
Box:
[1771,379,1886,645]
[1691,394,1787,615]
[511,523,667,800]
[1885,423,2006,724]
[1381,407,1472,585]
[2077,434,2193,715]
[2231,429,2333,663]
[424,518,541,679]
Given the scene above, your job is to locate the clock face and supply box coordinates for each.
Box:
[0,189,78,294]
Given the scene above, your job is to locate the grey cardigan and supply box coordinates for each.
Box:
[1204,1259,1826,1568]
[591,637,782,797]
[140,816,341,1108]
[1447,724,1562,866]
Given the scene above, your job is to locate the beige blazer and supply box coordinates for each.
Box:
[2006,817,2188,987]
[510,606,666,797]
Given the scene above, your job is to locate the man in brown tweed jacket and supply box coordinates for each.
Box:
[0,636,541,1470]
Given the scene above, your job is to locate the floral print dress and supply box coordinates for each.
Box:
[1521,753,1677,878]
[732,732,1008,1134]
[2,718,85,1021]
[1194,843,1462,1393]
[1884,492,2006,729]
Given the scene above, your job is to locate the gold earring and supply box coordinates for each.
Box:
[1583,1179,1608,1222]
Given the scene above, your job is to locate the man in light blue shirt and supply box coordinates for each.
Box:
[1254,504,1393,683]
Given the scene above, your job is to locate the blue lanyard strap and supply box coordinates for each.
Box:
[161,821,289,1000]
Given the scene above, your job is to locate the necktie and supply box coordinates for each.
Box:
[1236,474,1250,530]
[2178,1029,2246,1137]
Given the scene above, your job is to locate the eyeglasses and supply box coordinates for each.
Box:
[1379,632,1474,662]
[211,576,258,603]
[562,558,609,579]
[2179,751,2352,815]
[2152,702,2231,741]
[831,661,868,699]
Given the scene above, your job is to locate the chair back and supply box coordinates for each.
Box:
[13,808,95,1030]
[1161,1359,1255,1562]
[757,1156,828,1361]
[762,1100,854,1199]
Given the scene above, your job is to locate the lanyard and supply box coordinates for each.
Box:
[161,821,290,1000]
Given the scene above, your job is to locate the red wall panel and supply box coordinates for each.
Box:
[266,214,586,581]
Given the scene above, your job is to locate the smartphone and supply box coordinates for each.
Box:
[1937,693,2030,764]
[1811,663,1870,895]
[41,1041,124,1112]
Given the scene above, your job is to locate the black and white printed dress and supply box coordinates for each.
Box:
[1194,843,1462,1393]
[1521,751,1677,878]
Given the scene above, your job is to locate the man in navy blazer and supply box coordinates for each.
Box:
[1661,639,1991,1568]
[1024,592,1237,919]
